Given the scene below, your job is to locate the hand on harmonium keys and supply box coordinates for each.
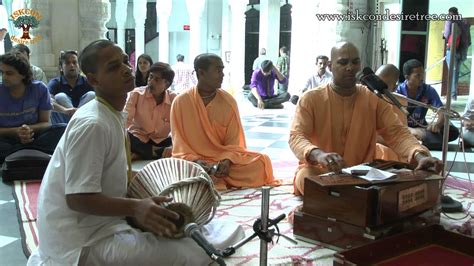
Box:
[309,148,346,174]
[414,153,444,174]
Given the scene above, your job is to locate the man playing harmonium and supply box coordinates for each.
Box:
[289,42,443,195]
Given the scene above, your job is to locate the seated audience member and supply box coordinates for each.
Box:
[135,53,153,87]
[171,54,197,94]
[247,60,290,109]
[252,48,268,71]
[290,55,332,104]
[396,59,460,150]
[462,96,474,147]
[375,64,408,161]
[125,62,176,160]
[276,46,290,94]
[289,42,443,195]
[171,53,280,189]
[0,52,65,163]
[12,44,48,84]
[28,40,212,266]
[48,50,95,123]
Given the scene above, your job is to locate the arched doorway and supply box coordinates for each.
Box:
[244,7,259,85]
[279,3,291,52]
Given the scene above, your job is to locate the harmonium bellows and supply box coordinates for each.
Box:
[293,160,444,250]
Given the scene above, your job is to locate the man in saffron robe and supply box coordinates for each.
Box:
[171,53,279,189]
[289,42,442,195]
[375,64,408,162]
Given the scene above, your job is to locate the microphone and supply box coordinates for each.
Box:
[359,67,409,115]
[184,223,226,266]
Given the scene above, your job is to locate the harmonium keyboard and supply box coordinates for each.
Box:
[293,160,444,250]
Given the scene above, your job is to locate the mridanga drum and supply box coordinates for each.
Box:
[128,158,221,238]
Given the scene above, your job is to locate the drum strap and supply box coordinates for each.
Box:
[95,96,133,184]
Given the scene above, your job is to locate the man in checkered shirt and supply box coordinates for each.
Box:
[171,54,197,94]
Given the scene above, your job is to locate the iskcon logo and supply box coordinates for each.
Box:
[9,8,42,44]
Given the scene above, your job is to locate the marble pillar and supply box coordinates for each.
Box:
[186,0,206,61]
[228,0,246,92]
[156,0,172,63]
[220,0,232,91]
[288,1,320,95]
[259,0,281,62]
[133,0,147,58]
[78,0,111,51]
[115,0,127,50]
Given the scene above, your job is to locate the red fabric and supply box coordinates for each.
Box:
[378,245,474,266]
[19,181,40,221]
[448,34,461,49]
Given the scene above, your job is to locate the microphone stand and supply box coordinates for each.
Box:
[259,186,270,265]
[439,22,467,213]
[220,186,296,261]
[395,23,467,213]
[442,22,458,178]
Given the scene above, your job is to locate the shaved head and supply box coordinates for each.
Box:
[376,64,399,79]
[329,42,361,93]
[376,64,400,91]
[330,42,358,62]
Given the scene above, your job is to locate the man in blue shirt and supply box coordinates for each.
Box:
[396,59,459,150]
[48,50,95,123]
[247,60,290,109]
[0,52,65,163]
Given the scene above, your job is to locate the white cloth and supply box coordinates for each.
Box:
[31,64,48,84]
[81,220,243,266]
[30,100,131,265]
[301,71,333,93]
[252,55,269,71]
[0,5,8,55]
[171,62,197,94]
[463,95,474,120]
[201,220,245,250]
[28,228,213,266]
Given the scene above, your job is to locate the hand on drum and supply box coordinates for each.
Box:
[134,196,180,237]
[309,148,345,174]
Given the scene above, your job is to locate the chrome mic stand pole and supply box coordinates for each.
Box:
[442,22,458,177]
[260,186,270,266]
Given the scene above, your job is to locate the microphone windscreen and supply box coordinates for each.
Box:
[362,67,374,76]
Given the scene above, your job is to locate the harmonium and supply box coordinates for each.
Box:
[293,160,444,250]
[334,224,474,265]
